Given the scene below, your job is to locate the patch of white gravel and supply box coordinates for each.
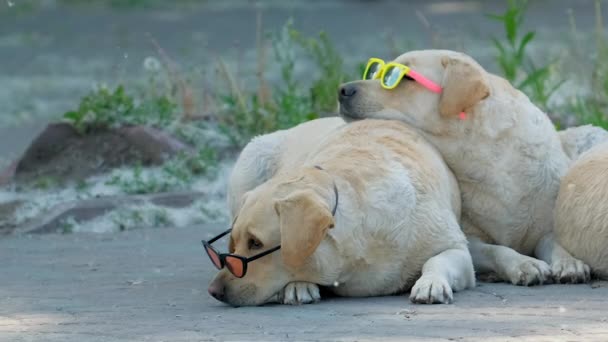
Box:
[71,199,227,234]
[0,160,234,233]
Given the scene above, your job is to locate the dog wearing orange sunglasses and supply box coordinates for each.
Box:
[338,49,596,286]
[207,118,475,306]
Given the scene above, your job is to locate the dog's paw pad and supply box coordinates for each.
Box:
[281,282,321,305]
[552,257,590,284]
[506,257,551,286]
[410,276,453,304]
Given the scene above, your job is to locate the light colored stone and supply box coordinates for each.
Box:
[13,191,205,234]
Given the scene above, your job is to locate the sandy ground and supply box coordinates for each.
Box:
[2,224,608,342]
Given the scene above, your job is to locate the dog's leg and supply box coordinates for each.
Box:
[535,233,590,283]
[279,282,321,305]
[468,237,552,286]
[410,248,475,304]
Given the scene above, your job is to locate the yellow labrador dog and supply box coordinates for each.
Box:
[554,141,608,279]
[338,49,589,285]
[207,118,475,306]
[227,117,347,219]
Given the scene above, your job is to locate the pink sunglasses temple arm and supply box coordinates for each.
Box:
[408,70,467,120]
[408,70,443,94]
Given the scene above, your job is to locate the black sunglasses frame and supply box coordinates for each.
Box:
[201,229,281,278]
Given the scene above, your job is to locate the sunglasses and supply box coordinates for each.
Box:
[202,229,281,278]
[362,57,442,93]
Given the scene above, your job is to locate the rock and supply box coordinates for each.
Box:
[119,126,194,164]
[148,191,204,208]
[16,123,80,175]
[10,123,193,186]
[13,191,205,234]
[0,160,17,186]
[0,199,24,235]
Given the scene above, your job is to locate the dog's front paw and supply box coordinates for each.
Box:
[281,282,321,305]
[552,257,590,284]
[504,256,551,286]
[410,275,453,304]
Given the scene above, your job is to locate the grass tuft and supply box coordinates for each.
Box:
[488,0,563,112]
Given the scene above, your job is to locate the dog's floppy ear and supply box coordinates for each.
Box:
[274,189,334,268]
[439,55,490,117]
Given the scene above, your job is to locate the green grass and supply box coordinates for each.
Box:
[111,206,170,232]
[566,0,608,129]
[489,0,608,129]
[62,85,176,134]
[105,148,218,195]
[62,17,350,147]
[488,0,564,112]
[215,19,353,147]
[52,4,608,198]
[290,27,351,114]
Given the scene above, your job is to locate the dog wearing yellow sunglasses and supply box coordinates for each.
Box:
[338,49,596,286]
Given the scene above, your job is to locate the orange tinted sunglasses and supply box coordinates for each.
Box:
[202,229,281,278]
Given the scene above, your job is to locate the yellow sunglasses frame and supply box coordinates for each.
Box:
[363,58,411,90]
[362,57,385,82]
[362,57,468,119]
[363,57,444,94]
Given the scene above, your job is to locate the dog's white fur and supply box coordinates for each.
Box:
[339,49,590,285]
[227,117,347,218]
[558,125,608,161]
[209,118,474,306]
[554,141,608,278]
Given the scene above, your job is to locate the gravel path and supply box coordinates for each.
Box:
[2,224,608,342]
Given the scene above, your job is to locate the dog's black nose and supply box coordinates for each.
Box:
[339,84,358,101]
[208,283,226,302]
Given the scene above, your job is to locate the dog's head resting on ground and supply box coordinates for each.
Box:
[338,50,500,137]
[208,168,340,306]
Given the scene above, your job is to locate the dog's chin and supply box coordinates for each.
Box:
[224,290,282,308]
[339,105,365,122]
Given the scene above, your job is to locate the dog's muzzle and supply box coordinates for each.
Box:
[338,83,364,121]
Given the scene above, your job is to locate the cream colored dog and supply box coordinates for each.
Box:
[208,118,475,306]
[554,141,608,278]
[338,49,589,285]
[227,117,347,219]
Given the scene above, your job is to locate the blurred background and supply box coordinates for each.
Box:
[1,0,607,235]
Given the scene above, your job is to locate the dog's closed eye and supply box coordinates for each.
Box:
[248,237,264,250]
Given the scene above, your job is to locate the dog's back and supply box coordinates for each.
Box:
[298,119,467,296]
[228,117,345,217]
[221,118,473,304]
[308,119,461,219]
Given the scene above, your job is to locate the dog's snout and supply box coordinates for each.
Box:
[208,282,226,303]
[339,84,358,101]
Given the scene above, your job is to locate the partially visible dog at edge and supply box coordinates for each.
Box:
[554,141,608,279]
[207,118,475,306]
[338,49,608,285]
